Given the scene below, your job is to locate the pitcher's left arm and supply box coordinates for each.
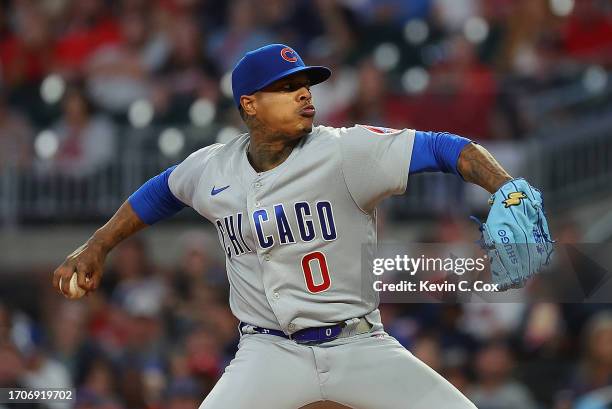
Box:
[410,131,553,290]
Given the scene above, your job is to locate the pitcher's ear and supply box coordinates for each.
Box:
[241,95,257,116]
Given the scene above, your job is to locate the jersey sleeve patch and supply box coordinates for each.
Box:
[357,124,401,134]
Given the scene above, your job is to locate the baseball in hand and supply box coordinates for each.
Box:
[59,272,88,299]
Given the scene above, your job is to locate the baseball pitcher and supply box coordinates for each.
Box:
[53,44,552,409]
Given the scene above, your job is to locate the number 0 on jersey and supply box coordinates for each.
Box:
[301,251,331,293]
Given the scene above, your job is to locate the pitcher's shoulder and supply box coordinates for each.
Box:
[188,133,248,161]
[313,124,352,139]
[314,124,413,139]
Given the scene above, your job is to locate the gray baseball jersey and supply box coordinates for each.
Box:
[168,124,415,334]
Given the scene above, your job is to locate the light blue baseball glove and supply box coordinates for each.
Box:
[472,178,554,291]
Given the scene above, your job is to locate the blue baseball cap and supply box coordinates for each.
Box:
[231,44,331,108]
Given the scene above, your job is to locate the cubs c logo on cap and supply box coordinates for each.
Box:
[281,47,298,63]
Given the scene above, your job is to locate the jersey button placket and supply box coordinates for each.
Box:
[253,179,263,207]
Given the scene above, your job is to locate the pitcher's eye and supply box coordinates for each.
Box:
[280,82,308,92]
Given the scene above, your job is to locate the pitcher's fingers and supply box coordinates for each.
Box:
[60,267,74,296]
[85,269,102,291]
[53,264,72,294]
[52,267,62,292]
[76,267,90,289]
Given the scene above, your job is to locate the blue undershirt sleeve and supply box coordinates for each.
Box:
[409,131,472,175]
[128,165,186,225]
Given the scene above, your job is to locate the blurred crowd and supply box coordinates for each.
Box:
[1,0,612,175]
[0,220,610,409]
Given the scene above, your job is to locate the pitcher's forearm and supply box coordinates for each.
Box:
[457,143,513,193]
[88,201,148,254]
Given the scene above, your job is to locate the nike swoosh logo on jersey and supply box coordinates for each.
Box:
[211,185,230,195]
